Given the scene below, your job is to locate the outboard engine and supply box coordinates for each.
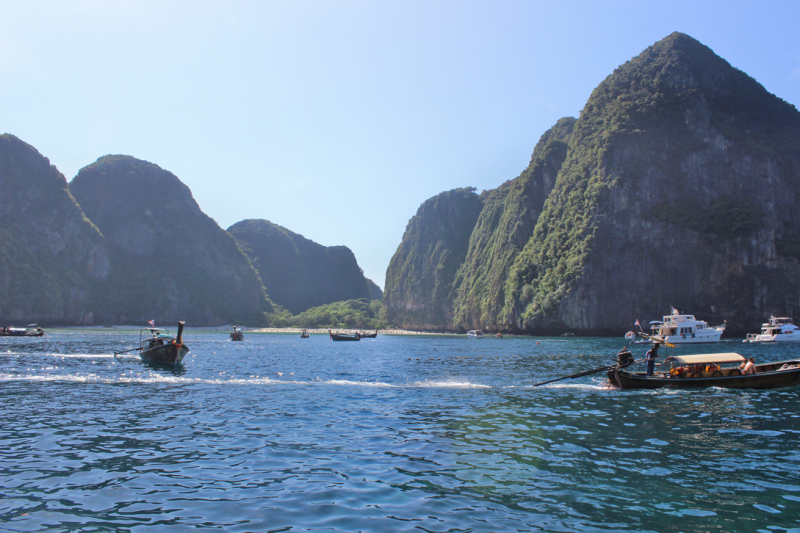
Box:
[617,348,634,368]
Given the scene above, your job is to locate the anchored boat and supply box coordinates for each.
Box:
[648,309,725,344]
[467,330,484,339]
[0,325,44,337]
[329,330,360,341]
[744,316,800,343]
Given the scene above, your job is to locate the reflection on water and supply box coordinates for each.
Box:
[1,331,799,531]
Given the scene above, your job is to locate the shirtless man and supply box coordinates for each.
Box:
[740,357,756,375]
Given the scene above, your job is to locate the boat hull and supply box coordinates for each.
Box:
[0,331,44,337]
[608,359,800,390]
[140,343,189,367]
[331,334,360,341]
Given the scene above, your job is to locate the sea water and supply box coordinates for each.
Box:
[1,331,798,532]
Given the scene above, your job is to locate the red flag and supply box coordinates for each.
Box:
[635,319,640,326]
[148,319,155,326]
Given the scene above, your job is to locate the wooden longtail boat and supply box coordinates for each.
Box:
[300,329,310,338]
[329,330,360,341]
[607,352,800,390]
[358,330,378,339]
[230,326,244,341]
[127,322,189,367]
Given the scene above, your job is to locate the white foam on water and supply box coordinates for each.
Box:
[0,352,129,359]
[410,379,491,389]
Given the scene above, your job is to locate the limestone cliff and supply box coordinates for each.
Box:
[452,117,576,330]
[70,156,273,325]
[385,33,800,335]
[507,32,800,335]
[383,187,484,330]
[0,134,109,325]
[227,219,371,314]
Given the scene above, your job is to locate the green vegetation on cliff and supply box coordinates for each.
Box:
[383,187,484,330]
[268,298,385,329]
[452,117,575,330]
[228,219,371,314]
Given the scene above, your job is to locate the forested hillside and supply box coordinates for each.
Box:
[228,219,372,314]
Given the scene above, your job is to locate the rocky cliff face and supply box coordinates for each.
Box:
[227,219,371,314]
[386,33,800,335]
[452,117,575,330]
[70,156,273,325]
[0,134,110,324]
[507,32,800,335]
[383,187,484,330]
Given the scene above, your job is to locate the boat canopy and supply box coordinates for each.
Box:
[667,353,745,365]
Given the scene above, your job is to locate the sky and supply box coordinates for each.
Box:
[2,1,799,289]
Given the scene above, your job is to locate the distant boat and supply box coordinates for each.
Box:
[648,309,724,343]
[329,330,360,341]
[117,322,189,368]
[744,316,800,343]
[0,325,44,337]
[300,329,310,338]
[467,330,484,338]
[230,326,244,341]
[561,332,575,337]
[495,332,503,338]
[358,330,378,339]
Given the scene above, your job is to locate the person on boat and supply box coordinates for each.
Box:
[645,343,659,377]
[740,357,756,375]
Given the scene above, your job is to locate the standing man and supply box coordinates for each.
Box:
[645,342,660,377]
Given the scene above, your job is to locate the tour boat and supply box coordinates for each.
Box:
[744,316,800,343]
[0,325,44,337]
[648,309,724,343]
[607,351,800,390]
[230,326,244,341]
[300,329,310,338]
[467,330,484,339]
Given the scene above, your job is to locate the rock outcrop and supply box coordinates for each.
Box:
[383,187,484,330]
[227,219,371,314]
[385,33,800,335]
[0,134,110,325]
[70,155,273,325]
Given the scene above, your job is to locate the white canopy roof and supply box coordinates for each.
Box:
[666,353,745,365]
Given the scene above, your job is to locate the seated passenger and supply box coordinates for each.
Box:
[740,357,756,375]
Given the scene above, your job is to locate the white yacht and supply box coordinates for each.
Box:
[744,316,800,343]
[649,310,725,343]
[467,330,484,339]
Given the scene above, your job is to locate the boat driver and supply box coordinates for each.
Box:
[645,342,659,377]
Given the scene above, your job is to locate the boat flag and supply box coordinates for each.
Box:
[671,307,679,315]
[148,319,155,326]
[634,319,640,326]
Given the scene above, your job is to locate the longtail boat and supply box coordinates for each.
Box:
[607,351,800,390]
[230,326,244,341]
[115,322,189,367]
[358,330,378,339]
[329,330,360,341]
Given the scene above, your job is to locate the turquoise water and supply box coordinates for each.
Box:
[1,331,799,532]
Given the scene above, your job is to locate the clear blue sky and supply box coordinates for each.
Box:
[2,1,799,289]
